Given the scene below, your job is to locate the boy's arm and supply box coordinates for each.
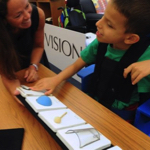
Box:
[31,57,87,95]
[123,60,150,85]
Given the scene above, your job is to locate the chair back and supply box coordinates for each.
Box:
[80,0,96,13]
[67,0,80,7]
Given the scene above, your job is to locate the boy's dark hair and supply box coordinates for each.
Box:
[0,0,20,79]
[113,0,150,35]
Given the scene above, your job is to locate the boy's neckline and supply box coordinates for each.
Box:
[110,44,129,51]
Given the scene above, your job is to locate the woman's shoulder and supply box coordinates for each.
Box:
[36,7,45,30]
[30,4,45,29]
[37,7,45,19]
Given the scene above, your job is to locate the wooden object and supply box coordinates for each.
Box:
[29,0,65,26]
[0,64,150,149]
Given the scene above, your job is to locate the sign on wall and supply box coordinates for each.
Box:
[44,24,86,82]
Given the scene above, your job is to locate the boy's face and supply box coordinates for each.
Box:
[96,0,129,50]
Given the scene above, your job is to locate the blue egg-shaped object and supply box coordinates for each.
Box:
[36,95,52,106]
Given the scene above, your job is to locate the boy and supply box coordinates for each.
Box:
[31,0,150,122]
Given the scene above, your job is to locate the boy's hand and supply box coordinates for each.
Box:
[123,60,150,85]
[30,76,59,95]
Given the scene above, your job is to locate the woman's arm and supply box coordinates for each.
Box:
[24,7,45,82]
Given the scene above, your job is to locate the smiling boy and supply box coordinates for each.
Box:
[31,0,150,122]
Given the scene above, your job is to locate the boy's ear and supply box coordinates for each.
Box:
[124,34,140,44]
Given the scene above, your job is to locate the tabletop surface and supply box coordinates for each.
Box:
[0,64,150,150]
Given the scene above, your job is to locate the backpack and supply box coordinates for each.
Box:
[58,0,87,33]
[58,6,70,28]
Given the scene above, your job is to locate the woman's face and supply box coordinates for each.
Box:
[6,0,32,31]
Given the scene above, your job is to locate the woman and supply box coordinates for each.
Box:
[0,0,45,97]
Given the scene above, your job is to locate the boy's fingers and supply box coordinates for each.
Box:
[30,87,42,91]
[45,90,52,95]
[132,72,148,85]
[132,75,142,85]
[130,71,139,81]
[123,66,132,78]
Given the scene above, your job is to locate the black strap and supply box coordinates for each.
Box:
[89,36,150,108]
[31,4,39,34]
[116,36,150,76]
[88,43,108,97]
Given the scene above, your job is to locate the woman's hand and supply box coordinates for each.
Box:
[123,60,150,85]
[30,76,59,95]
[24,66,39,82]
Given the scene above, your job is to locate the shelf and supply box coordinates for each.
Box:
[37,2,51,19]
[29,0,65,26]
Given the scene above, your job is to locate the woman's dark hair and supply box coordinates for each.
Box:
[0,0,20,79]
[112,0,150,35]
